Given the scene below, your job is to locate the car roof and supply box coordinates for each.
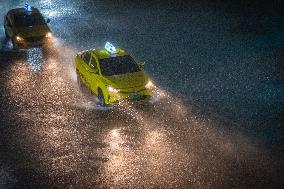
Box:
[8,7,41,15]
[80,47,129,59]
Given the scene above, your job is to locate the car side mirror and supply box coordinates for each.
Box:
[137,61,145,69]
[46,18,51,23]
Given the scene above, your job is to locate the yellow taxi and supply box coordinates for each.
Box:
[75,42,155,106]
[4,3,52,49]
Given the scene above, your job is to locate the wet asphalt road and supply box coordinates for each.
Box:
[0,0,284,188]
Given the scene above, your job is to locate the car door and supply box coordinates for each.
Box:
[88,56,100,95]
[79,52,92,86]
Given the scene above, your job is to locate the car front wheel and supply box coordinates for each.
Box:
[98,89,106,107]
[11,39,19,50]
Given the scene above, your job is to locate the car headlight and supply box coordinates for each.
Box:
[145,80,155,89]
[107,86,120,93]
[45,32,52,38]
[16,36,24,42]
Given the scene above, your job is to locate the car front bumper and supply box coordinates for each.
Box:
[107,88,153,104]
[14,37,52,49]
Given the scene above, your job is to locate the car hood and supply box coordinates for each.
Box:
[14,24,50,38]
[105,71,148,89]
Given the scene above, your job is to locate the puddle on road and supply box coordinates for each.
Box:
[1,37,278,188]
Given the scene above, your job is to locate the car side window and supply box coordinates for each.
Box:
[6,14,11,26]
[8,18,12,26]
[9,13,15,25]
[90,57,98,70]
[81,52,91,64]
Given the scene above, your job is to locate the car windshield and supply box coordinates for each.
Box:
[14,13,46,27]
[99,55,141,76]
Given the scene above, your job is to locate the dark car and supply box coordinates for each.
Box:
[4,4,53,49]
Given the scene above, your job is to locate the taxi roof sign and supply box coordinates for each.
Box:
[24,3,32,13]
[105,42,116,54]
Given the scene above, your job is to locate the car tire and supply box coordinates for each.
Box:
[12,40,18,51]
[76,71,84,91]
[98,88,106,107]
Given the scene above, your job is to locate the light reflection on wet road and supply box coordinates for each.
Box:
[0,0,283,188]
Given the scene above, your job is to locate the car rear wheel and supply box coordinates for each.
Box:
[98,89,106,107]
[76,70,84,90]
